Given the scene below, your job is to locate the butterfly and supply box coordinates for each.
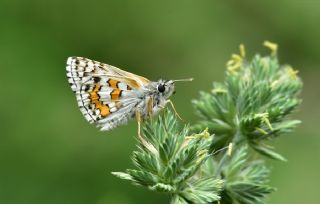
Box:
[66,57,192,136]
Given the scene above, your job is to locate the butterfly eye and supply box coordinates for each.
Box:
[157,84,165,93]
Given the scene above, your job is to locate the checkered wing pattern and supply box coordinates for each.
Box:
[66,57,150,131]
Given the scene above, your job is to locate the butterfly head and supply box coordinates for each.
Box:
[155,78,193,99]
[156,80,176,99]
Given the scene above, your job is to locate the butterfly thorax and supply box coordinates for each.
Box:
[136,79,175,119]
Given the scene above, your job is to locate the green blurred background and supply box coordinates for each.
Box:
[0,0,319,203]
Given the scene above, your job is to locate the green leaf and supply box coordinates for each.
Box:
[226,146,248,178]
[126,169,158,186]
[227,182,275,204]
[251,143,287,162]
[181,178,223,204]
[171,196,189,204]
[222,145,274,204]
[149,183,175,193]
[132,151,159,173]
[111,172,133,181]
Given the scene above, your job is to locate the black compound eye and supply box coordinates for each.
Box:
[157,84,165,93]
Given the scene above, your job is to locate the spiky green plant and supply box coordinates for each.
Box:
[113,42,302,204]
[113,110,223,204]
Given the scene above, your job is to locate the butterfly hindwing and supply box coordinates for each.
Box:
[66,57,146,130]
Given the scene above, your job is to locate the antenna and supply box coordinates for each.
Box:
[172,78,194,82]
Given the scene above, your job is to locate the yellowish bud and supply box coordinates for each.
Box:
[255,127,268,135]
[271,80,279,89]
[255,112,273,130]
[228,143,233,156]
[212,87,228,94]
[263,41,278,56]
[239,44,246,58]
[286,66,299,80]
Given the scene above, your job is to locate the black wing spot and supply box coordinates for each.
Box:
[94,77,101,83]
[84,84,90,92]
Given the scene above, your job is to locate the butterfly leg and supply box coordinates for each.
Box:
[134,109,158,155]
[135,109,142,138]
[166,99,183,121]
[147,96,153,122]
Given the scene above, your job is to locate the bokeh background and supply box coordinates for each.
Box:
[0,1,319,203]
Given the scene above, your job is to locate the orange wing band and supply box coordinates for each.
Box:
[107,79,120,88]
[111,89,122,101]
[89,84,110,117]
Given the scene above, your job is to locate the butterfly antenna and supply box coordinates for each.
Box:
[172,78,194,82]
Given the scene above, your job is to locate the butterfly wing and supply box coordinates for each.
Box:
[66,56,150,131]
